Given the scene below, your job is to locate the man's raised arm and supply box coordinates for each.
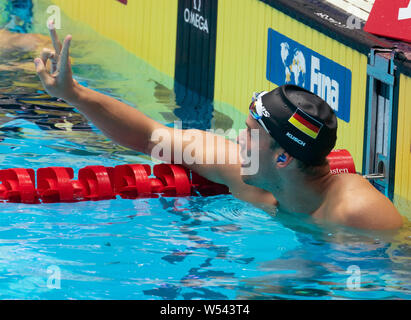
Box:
[33,29,276,206]
[34,30,234,169]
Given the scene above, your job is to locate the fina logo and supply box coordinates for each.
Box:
[280,42,307,87]
[279,42,340,112]
[310,56,339,112]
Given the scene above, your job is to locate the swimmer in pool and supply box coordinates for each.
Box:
[33,29,403,230]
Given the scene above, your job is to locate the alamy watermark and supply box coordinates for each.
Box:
[346,265,361,290]
[46,5,61,30]
[47,265,61,289]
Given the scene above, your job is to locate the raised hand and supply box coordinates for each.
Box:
[34,20,78,101]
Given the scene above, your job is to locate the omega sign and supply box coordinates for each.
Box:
[184,0,209,34]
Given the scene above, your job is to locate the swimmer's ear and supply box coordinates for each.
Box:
[275,152,293,168]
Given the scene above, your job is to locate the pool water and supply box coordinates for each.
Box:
[0,4,411,300]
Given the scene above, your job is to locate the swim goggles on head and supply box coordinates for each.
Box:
[249,91,271,134]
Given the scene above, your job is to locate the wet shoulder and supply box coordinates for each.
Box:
[324,173,403,229]
[327,173,380,208]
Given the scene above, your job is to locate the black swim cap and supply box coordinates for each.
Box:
[257,85,337,165]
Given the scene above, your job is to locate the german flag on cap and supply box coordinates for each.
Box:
[288,108,323,139]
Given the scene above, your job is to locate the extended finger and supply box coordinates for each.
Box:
[48,19,63,54]
[40,48,57,64]
[34,58,53,87]
[59,35,72,76]
[40,48,58,74]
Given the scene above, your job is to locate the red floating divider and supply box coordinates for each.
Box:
[0,168,38,204]
[78,166,116,201]
[114,164,158,199]
[0,149,356,204]
[191,171,230,196]
[37,167,81,203]
[153,164,192,197]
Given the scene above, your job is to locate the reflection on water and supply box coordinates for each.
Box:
[0,27,91,137]
[235,218,411,300]
[0,191,410,299]
[0,92,91,131]
[0,26,166,163]
[0,0,33,33]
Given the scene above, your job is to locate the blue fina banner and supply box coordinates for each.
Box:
[266,28,352,123]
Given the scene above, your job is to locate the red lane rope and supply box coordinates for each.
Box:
[0,149,355,204]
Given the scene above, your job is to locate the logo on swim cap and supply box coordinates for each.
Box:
[286,132,306,147]
[288,108,323,139]
[255,100,271,118]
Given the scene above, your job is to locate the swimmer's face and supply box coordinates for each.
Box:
[240,114,277,186]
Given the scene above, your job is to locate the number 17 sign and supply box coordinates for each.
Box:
[364,0,411,43]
